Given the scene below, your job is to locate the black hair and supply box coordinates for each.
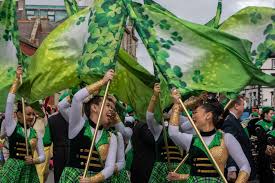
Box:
[261,108,273,120]
[16,100,31,113]
[83,95,115,118]
[200,98,224,129]
[83,95,103,118]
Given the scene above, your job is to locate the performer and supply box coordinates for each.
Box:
[59,69,117,183]
[147,83,190,183]
[255,106,274,182]
[0,66,45,183]
[167,90,251,182]
[32,109,52,183]
[109,115,131,183]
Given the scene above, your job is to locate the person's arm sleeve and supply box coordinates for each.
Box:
[90,133,117,182]
[114,122,133,142]
[225,133,251,182]
[57,97,71,122]
[4,93,17,136]
[68,88,89,139]
[168,125,193,152]
[35,136,46,163]
[115,133,125,171]
[146,112,162,141]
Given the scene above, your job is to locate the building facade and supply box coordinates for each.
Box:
[243,55,275,108]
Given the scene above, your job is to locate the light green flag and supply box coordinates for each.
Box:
[19,0,127,101]
[64,0,79,16]
[126,0,275,97]
[0,0,22,111]
[219,7,275,68]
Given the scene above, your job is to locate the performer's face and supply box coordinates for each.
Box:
[192,106,212,130]
[17,106,35,127]
[92,98,115,128]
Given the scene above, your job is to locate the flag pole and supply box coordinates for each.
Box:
[224,99,233,111]
[83,81,111,177]
[20,76,29,156]
[158,96,171,169]
[173,153,189,173]
[178,98,227,183]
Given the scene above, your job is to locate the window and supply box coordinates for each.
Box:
[48,11,55,16]
[272,58,275,69]
[26,10,35,16]
[48,15,55,22]
[27,16,35,20]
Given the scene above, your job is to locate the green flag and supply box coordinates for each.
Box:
[125,0,275,97]
[219,7,275,68]
[19,0,127,101]
[0,0,22,111]
[110,49,171,120]
[64,0,79,16]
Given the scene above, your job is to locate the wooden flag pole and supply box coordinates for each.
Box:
[173,153,189,173]
[158,96,171,169]
[20,76,29,156]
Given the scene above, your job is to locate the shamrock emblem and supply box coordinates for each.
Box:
[250,12,262,24]
[76,16,86,25]
[192,70,204,83]
[171,32,183,42]
[160,38,174,49]
[159,19,171,30]
[264,24,273,35]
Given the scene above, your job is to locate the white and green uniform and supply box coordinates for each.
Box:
[59,88,117,182]
[0,93,45,183]
[169,125,251,182]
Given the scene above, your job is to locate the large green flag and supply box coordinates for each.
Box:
[219,7,275,68]
[110,49,170,120]
[19,0,127,101]
[0,0,22,111]
[125,0,275,97]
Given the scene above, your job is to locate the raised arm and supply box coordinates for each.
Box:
[168,90,193,151]
[114,114,133,142]
[69,70,114,139]
[146,83,163,140]
[57,96,71,122]
[224,133,251,183]
[4,66,22,136]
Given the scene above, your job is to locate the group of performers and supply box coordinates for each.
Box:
[0,67,275,183]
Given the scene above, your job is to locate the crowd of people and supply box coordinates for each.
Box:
[0,67,275,183]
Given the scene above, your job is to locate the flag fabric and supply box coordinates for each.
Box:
[205,0,222,29]
[64,0,80,16]
[0,0,22,111]
[125,0,275,98]
[19,0,127,101]
[110,49,170,121]
[219,7,275,68]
